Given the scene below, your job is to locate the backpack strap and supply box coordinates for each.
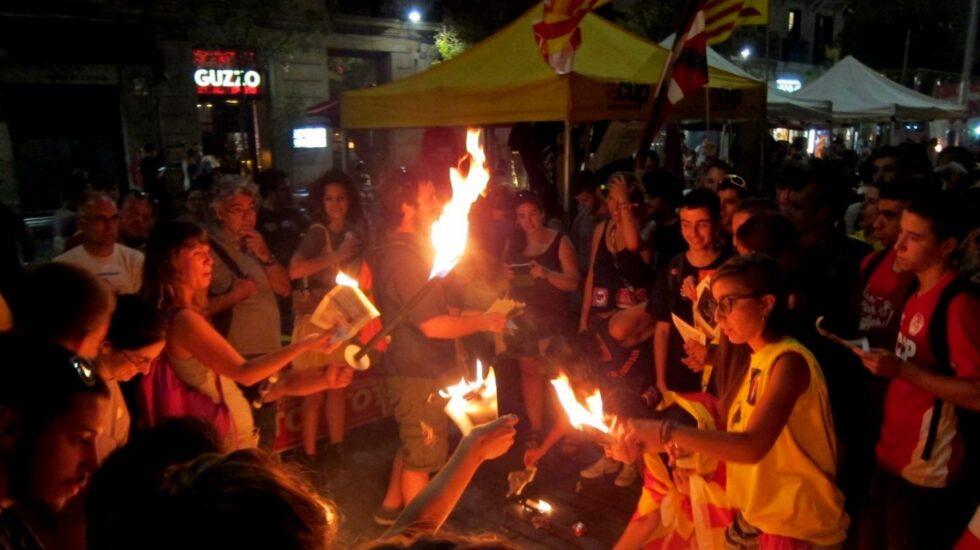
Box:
[920,276,977,461]
[859,248,891,290]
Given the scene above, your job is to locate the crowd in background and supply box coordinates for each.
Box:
[0,134,977,549]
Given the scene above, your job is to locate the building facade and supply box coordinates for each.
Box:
[0,0,438,213]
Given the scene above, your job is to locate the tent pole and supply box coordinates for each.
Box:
[705,89,711,135]
[563,117,572,221]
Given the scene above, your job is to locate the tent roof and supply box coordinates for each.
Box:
[340,4,762,129]
[795,56,966,122]
[768,87,832,122]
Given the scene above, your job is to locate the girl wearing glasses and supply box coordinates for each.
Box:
[93,295,167,459]
[610,255,848,549]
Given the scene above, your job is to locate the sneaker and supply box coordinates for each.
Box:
[373,504,402,526]
[579,456,620,479]
[614,462,638,487]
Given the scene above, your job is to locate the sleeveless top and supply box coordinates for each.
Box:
[505,230,570,326]
[170,354,258,449]
[726,337,849,545]
[589,221,651,316]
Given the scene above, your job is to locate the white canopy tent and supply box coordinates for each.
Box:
[767,87,833,123]
[794,56,966,122]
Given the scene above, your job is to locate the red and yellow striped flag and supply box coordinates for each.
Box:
[532,0,612,74]
[704,0,768,46]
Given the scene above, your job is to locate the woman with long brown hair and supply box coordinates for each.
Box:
[143,221,350,449]
[288,170,367,461]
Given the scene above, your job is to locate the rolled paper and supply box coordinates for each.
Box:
[311,283,380,337]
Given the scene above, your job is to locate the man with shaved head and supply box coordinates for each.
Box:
[54,192,144,294]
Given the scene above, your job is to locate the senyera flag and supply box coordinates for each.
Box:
[636,0,710,158]
[532,0,612,74]
[705,0,769,46]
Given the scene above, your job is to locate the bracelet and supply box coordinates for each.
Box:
[259,256,277,266]
[660,419,677,445]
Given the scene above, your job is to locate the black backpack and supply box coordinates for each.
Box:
[913,277,979,489]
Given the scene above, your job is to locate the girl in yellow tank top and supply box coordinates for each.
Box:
[614,255,849,548]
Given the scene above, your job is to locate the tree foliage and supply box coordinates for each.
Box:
[435,28,470,61]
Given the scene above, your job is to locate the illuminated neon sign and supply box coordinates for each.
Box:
[193,50,263,95]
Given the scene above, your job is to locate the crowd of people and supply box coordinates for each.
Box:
[0,137,977,550]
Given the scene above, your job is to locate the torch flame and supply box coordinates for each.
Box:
[429,128,490,280]
[335,271,359,288]
[550,373,610,434]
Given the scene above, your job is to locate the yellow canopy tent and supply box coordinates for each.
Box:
[339,4,764,129]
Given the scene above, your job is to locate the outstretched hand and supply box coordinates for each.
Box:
[463,414,519,461]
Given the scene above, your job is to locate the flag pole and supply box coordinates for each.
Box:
[636,39,679,164]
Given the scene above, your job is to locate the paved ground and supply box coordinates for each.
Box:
[297,418,641,549]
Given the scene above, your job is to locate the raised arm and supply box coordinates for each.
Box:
[383,416,518,538]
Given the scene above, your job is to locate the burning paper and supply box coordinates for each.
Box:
[310,271,380,341]
[523,499,552,515]
[440,361,498,435]
[429,129,490,280]
[550,373,613,444]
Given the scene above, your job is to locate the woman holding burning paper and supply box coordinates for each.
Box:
[502,191,579,448]
[609,255,849,548]
[142,222,352,450]
[288,170,368,462]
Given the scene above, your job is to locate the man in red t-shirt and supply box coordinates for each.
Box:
[858,181,917,350]
[857,191,980,550]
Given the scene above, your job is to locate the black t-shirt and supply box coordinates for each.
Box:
[647,248,732,393]
[651,219,687,273]
[370,232,457,379]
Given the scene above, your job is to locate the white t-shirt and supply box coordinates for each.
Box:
[54,243,144,295]
[96,378,131,461]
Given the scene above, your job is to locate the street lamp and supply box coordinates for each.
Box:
[740,47,751,60]
[408,9,421,23]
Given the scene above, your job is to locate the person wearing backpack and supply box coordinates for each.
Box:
[856,191,979,550]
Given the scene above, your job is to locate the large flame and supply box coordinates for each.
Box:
[335,271,359,288]
[439,360,496,401]
[429,128,490,279]
[550,373,610,434]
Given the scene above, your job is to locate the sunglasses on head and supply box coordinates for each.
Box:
[69,356,98,387]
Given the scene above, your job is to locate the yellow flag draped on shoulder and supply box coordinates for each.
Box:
[704,0,768,46]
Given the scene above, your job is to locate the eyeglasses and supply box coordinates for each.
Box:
[69,356,98,387]
[714,292,759,316]
[120,349,154,368]
[226,204,258,216]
